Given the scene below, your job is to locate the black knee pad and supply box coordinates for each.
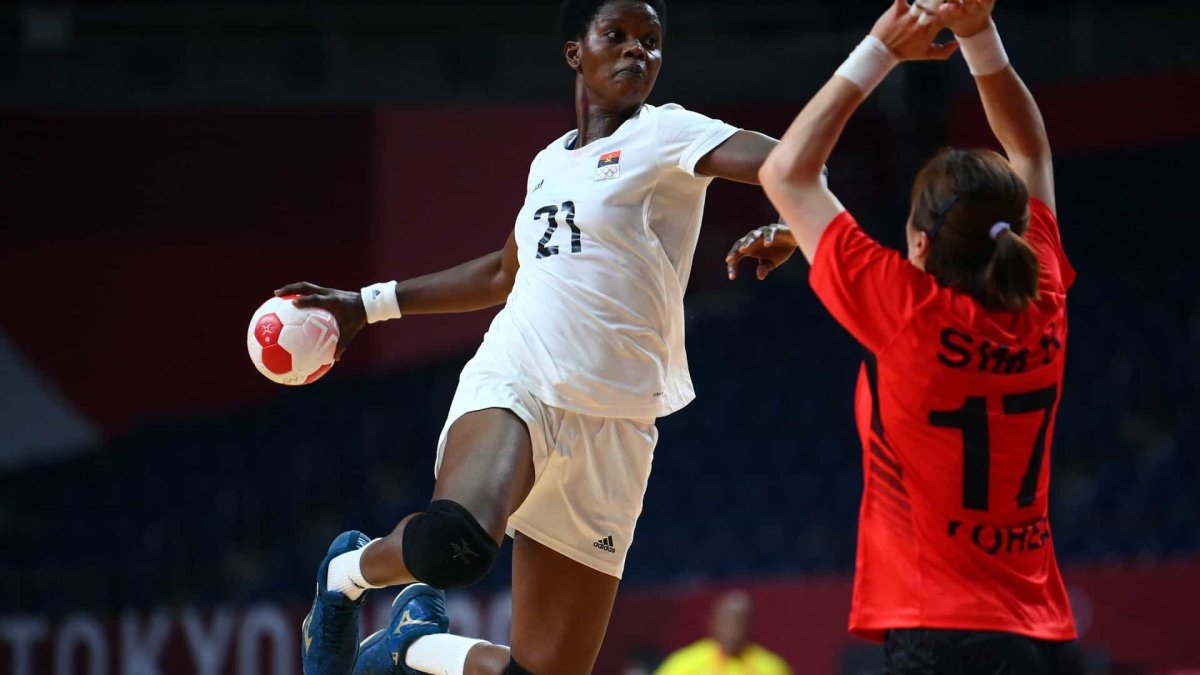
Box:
[505,658,533,674]
[402,499,498,589]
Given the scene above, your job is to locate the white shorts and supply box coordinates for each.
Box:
[435,363,658,579]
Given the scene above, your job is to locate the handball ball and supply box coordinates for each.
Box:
[246,295,338,385]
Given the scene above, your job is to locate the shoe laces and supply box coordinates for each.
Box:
[320,604,356,645]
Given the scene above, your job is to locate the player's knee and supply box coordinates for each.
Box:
[402,499,498,589]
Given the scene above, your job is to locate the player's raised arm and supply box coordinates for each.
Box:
[755,0,958,264]
[939,0,1055,213]
[694,130,779,185]
[275,229,519,359]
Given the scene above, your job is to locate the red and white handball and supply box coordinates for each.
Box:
[246,296,339,385]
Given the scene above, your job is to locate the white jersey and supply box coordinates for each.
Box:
[465,103,739,419]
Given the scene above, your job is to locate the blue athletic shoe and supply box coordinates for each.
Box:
[302,530,373,675]
[353,584,449,675]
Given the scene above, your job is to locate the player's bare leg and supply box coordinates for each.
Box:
[348,408,535,672]
[304,411,541,675]
[357,408,535,586]
[422,532,621,675]
[352,417,622,675]
[507,533,621,673]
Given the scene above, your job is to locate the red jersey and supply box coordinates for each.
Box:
[809,199,1077,642]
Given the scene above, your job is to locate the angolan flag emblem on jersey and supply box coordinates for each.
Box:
[594,150,621,181]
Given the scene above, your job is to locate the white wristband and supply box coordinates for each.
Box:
[834,36,898,95]
[361,280,402,324]
[957,22,1009,77]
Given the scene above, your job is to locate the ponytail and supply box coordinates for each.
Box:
[912,148,1043,313]
[980,228,1040,311]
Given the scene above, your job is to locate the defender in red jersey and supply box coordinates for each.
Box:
[729,1,1083,673]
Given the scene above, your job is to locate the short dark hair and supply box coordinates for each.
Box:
[911,148,1041,312]
[559,0,667,42]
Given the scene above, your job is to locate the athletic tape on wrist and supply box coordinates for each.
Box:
[834,36,898,95]
[957,22,1009,77]
[361,280,402,324]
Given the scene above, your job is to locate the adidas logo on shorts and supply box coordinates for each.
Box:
[593,535,616,553]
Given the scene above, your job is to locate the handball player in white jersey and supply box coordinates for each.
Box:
[278,2,789,674]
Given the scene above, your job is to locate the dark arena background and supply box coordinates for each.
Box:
[2,1,1198,673]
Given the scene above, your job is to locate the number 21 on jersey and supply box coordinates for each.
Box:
[533,201,581,259]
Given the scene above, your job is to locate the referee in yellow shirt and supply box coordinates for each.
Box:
[655,591,792,675]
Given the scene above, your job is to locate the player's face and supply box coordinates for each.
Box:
[711,594,752,655]
[567,1,663,109]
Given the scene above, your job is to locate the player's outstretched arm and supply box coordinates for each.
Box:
[275,230,519,359]
[745,0,957,267]
[695,130,779,185]
[386,229,520,315]
[939,0,1055,213]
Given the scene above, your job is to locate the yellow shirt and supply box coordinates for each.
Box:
[654,639,792,675]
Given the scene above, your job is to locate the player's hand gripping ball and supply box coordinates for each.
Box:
[246,296,339,385]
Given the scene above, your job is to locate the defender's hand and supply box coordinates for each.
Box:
[938,0,997,39]
[726,224,798,281]
[274,281,366,361]
[870,0,959,62]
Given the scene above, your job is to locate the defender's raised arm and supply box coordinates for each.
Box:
[942,0,1056,212]
[755,0,957,262]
